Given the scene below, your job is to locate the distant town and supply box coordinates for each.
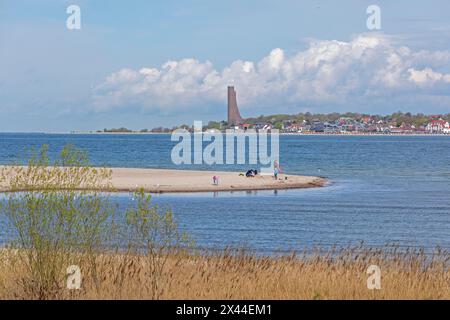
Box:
[97,112,450,135]
[93,87,450,135]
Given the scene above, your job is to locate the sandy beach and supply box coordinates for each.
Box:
[0,166,327,193]
[109,168,327,193]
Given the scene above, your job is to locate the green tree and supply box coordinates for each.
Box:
[274,121,283,130]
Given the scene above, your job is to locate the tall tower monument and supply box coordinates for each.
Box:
[227,86,243,126]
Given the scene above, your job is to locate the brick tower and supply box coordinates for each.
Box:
[227,86,243,126]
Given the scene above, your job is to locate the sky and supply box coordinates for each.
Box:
[1,0,450,132]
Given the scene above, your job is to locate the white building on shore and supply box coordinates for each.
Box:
[426,120,450,134]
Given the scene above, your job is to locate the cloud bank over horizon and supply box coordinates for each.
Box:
[92,33,450,116]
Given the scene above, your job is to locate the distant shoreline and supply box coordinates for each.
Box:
[1,131,448,137]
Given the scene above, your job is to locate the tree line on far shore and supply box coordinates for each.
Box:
[99,111,450,133]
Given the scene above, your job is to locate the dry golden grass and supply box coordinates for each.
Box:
[0,246,448,300]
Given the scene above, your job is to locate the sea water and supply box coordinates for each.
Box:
[0,133,448,253]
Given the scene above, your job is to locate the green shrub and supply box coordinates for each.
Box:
[0,144,115,299]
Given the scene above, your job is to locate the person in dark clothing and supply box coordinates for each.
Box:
[245,169,259,177]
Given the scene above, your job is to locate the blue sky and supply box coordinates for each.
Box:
[1,0,450,132]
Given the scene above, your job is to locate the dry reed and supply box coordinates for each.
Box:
[0,245,448,300]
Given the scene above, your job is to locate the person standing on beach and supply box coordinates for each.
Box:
[274,160,281,180]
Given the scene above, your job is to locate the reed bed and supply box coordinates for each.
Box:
[0,245,448,300]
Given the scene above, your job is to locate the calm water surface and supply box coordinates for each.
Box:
[0,133,449,253]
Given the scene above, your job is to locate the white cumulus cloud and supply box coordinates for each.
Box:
[92,33,450,114]
[408,68,450,85]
